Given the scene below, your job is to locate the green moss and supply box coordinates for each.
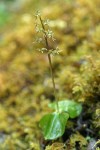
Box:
[0,0,100,149]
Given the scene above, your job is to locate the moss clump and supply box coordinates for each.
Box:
[0,0,100,149]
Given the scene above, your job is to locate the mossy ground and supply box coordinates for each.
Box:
[0,0,100,149]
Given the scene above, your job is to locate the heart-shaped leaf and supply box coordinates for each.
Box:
[39,112,69,140]
[48,100,82,118]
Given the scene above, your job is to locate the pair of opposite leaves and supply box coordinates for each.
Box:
[39,100,82,140]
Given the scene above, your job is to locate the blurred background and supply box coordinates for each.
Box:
[0,0,100,149]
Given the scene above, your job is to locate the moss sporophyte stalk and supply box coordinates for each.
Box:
[34,11,82,140]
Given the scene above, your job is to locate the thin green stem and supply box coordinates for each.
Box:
[47,54,59,112]
[39,16,59,112]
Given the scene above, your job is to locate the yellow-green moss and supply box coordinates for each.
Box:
[0,0,100,149]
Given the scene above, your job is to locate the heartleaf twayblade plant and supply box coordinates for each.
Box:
[34,11,82,140]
